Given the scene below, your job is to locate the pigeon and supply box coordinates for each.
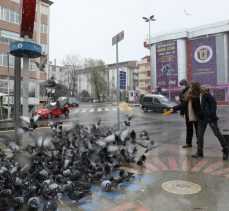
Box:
[14,197,24,209]
[36,135,55,151]
[0,118,154,209]
[140,130,148,138]
[130,130,136,143]
[34,56,47,71]
[20,115,39,130]
[137,154,146,166]
[43,200,58,211]
[0,135,19,152]
[41,77,58,88]
[184,9,191,15]
[27,197,40,209]
[124,114,133,127]
[16,115,39,135]
[136,136,155,153]
[120,128,131,143]
[101,180,112,192]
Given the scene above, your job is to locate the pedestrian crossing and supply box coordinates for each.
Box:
[72,107,118,114]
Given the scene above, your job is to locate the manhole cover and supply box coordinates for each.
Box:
[162,180,201,194]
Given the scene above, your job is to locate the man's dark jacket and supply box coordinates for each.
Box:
[201,93,218,122]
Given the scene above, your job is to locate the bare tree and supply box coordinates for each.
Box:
[62,55,82,97]
[85,58,108,102]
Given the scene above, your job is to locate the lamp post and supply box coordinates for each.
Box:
[142,15,156,92]
[168,69,172,100]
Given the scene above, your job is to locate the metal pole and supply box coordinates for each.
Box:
[148,20,153,92]
[116,43,120,129]
[7,52,10,120]
[22,36,30,117]
[35,0,41,109]
[168,71,171,100]
[22,55,29,117]
[14,57,21,143]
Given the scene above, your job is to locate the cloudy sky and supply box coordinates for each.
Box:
[49,0,229,65]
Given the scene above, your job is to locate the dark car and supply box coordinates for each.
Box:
[58,97,79,107]
[68,97,79,107]
[141,94,177,113]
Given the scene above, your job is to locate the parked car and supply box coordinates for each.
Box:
[58,97,79,107]
[33,100,69,119]
[141,94,177,113]
[68,97,79,107]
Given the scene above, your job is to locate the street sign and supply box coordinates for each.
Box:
[112,30,124,46]
[112,30,124,129]
[120,71,126,90]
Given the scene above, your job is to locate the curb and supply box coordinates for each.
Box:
[0,124,49,132]
[128,104,141,107]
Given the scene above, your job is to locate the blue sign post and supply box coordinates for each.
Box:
[120,71,126,90]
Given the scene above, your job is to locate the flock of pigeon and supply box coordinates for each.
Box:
[0,114,155,210]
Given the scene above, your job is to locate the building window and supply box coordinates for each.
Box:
[41,4,49,15]
[0,6,20,24]
[0,30,21,44]
[0,52,15,68]
[10,0,20,3]
[40,43,48,55]
[40,23,48,34]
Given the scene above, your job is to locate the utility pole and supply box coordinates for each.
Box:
[142,15,156,91]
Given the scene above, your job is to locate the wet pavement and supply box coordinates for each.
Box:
[76,140,229,210]
[67,105,229,211]
[0,104,229,211]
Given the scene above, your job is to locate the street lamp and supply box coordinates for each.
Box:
[142,15,156,92]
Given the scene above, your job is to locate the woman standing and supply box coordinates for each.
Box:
[171,81,202,146]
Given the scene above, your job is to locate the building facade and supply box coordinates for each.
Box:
[107,61,138,101]
[148,20,229,102]
[51,61,138,102]
[57,65,93,98]
[0,0,53,108]
[137,56,151,94]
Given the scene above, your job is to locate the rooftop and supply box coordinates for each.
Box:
[147,20,229,44]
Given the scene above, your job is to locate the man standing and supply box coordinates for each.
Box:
[177,79,198,148]
[192,86,228,160]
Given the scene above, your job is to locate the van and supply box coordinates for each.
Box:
[141,94,177,113]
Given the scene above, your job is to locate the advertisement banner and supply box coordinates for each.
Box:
[156,41,178,88]
[191,36,217,85]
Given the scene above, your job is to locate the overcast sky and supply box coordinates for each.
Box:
[49,0,229,66]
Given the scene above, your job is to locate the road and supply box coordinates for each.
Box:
[0,103,229,211]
